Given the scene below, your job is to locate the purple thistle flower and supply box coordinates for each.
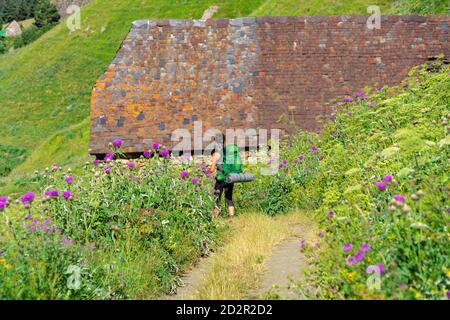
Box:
[361,243,371,252]
[104,167,110,175]
[327,211,334,218]
[51,163,59,169]
[61,236,74,246]
[329,113,336,121]
[310,145,319,153]
[446,291,450,299]
[383,175,393,183]
[0,196,8,204]
[293,159,299,164]
[0,202,5,211]
[127,161,135,169]
[29,225,37,232]
[112,138,123,147]
[377,263,385,274]
[152,142,161,149]
[343,243,353,252]
[20,192,35,205]
[318,231,325,238]
[355,91,367,100]
[393,194,405,202]
[104,153,114,161]
[374,181,386,191]
[160,149,169,157]
[346,256,356,266]
[62,191,73,200]
[180,171,189,179]
[64,176,74,184]
[93,159,100,165]
[341,96,354,103]
[354,250,365,262]
[191,177,200,184]
[300,240,305,250]
[45,189,59,198]
[25,213,33,219]
[403,83,410,89]
[143,150,152,158]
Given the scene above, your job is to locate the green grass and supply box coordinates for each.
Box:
[0,118,91,196]
[390,0,449,15]
[251,0,393,16]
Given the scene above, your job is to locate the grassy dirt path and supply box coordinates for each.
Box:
[248,224,312,299]
[164,211,317,300]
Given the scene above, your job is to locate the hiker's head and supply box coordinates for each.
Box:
[209,132,225,155]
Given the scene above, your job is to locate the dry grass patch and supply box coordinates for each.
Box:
[189,211,316,300]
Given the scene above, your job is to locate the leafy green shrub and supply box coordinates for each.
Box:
[259,174,293,215]
[0,39,5,54]
[11,24,50,49]
[390,0,449,15]
[284,61,450,299]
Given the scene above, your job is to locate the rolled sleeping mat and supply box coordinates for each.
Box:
[226,173,255,184]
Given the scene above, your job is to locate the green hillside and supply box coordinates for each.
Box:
[0,0,447,195]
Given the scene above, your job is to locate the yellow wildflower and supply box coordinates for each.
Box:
[347,271,357,281]
[4,264,12,270]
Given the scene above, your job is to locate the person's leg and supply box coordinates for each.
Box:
[213,180,224,219]
[224,183,235,221]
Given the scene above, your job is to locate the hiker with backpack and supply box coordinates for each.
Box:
[210,134,242,221]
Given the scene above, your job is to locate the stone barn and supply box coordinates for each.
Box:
[89,16,449,156]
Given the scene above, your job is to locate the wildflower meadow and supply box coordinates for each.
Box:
[1,60,448,300]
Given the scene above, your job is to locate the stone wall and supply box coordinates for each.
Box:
[90,16,450,155]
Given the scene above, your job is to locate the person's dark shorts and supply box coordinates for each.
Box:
[214,179,234,208]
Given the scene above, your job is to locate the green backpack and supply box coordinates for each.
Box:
[217,145,243,181]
